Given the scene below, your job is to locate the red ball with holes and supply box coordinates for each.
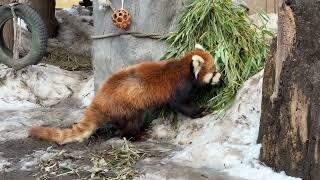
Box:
[111,9,132,29]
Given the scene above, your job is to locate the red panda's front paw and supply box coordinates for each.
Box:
[200,106,213,116]
[191,106,213,118]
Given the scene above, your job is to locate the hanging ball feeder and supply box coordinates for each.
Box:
[112,9,132,29]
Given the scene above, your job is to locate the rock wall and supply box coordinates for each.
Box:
[245,0,277,14]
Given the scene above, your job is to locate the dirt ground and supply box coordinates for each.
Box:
[0,104,243,180]
[0,138,91,180]
[0,136,242,180]
[0,125,114,179]
[0,128,170,179]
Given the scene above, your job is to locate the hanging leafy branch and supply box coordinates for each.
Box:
[163,0,273,111]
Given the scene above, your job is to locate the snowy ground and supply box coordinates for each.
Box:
[168,71,298,180]
[0,63,93,109]
[0,64,300,180]
[140,71,299,180]
[0,63,93,141]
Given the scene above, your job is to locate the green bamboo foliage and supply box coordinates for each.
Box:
[164,0,272,111]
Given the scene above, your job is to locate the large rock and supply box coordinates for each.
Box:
[243,0,277,14]
[249,13,278,35]
[0,64,93,108]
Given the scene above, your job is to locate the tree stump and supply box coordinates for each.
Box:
[258,0,320,179]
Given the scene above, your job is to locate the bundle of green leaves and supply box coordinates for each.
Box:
[163,0,273,112]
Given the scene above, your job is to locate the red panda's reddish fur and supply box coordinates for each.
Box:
[29,49,218,145]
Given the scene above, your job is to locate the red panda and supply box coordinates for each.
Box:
[29,44,221,145]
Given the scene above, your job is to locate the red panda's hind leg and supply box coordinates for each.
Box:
[119,113,145,140]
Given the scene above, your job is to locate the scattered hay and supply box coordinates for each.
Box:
[89,138,146,180]
[42,48,92,71]
[34,150,82,180]
[33,138,171,180]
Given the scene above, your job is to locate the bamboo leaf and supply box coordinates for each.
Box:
[164,0,272,111]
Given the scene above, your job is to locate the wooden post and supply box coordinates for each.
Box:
[1,0,13,50]
[30,0,57,37]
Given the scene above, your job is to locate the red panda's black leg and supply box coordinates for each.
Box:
[119,113,144,138]
[170,79,213,118]
[194,106,213,118]
[169,101,212,118]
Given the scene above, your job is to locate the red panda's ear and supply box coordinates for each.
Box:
[195,44,205,51]
[192,55,204,79]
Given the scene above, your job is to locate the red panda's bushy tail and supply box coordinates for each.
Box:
[29,107,103,145]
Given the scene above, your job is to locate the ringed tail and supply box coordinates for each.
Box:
[29,118,97,145]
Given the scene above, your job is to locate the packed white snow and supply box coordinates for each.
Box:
[164,71,300,180]
[0,159,10,172]
[0,64,93,110]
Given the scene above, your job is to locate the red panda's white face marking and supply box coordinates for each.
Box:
[203,73,214,83]
[192,55,205,79]
[195,44,205,51]
[211,72,221,85]
[192,44,221,85]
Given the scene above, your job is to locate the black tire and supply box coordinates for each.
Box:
[0,4,48,70]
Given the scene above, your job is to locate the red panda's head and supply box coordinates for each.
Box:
[190,44,221,86]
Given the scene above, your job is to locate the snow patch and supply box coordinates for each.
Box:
[0,159,11,172]
[78,77,94,107]
[224,162,299,180]
[0,64,93,110]
[0,97,39,110]
[134,173,174,180]
[168,70,300,180]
